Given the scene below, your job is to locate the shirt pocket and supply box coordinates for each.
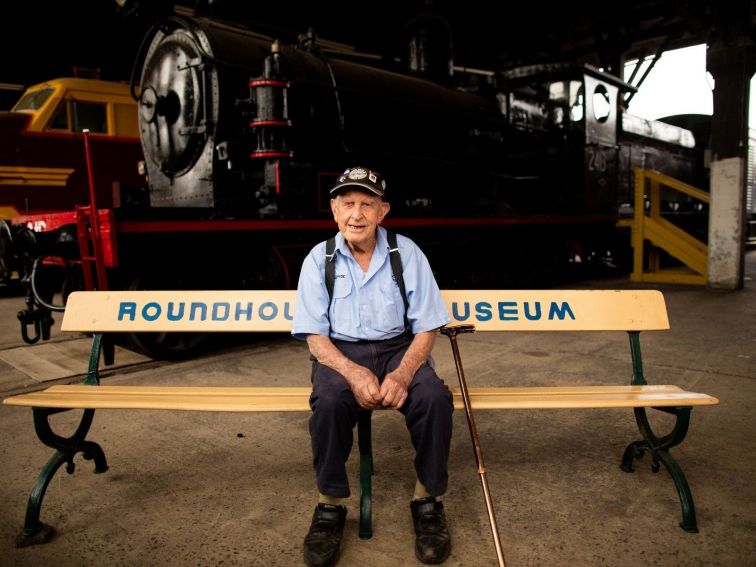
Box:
[378,281,405,330]
[330,277,353,329]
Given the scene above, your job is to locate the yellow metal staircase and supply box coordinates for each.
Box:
[623,168,710,285]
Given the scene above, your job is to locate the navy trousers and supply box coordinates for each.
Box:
[309,333,453,499]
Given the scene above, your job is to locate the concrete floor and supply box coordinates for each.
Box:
[0,254,754,566]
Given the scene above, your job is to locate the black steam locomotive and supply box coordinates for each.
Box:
[3,13,706,356]
[133,14,704,266]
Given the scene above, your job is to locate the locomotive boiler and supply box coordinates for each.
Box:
[138,16,560,216]
[3,13,706,356]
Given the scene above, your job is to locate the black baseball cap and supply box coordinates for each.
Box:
[330,167,387,197]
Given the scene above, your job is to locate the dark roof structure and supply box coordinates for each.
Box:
[2,1,753,90]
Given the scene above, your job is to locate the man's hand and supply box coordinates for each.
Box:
[379,331,437,409]
[306,331,438,411]
[379,367,412,408]
[307,334,384,409]
[348,364,383,409]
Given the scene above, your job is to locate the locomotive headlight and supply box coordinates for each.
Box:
[137,160,146,176]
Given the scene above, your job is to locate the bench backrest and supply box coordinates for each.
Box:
[61,290,669,333]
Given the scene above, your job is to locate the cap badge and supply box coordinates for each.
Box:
[348,168,368,180]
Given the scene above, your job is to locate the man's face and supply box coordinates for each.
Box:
[331,189,390,249]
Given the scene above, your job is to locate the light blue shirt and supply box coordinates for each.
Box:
[292,226,450,341]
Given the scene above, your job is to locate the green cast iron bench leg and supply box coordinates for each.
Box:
[357,411,373,539]
[620,406,697,532]
[620,331,699,533]
[16,334,112,547]
[17,406,109,547]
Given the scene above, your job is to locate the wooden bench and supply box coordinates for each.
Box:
[3,289,718,550]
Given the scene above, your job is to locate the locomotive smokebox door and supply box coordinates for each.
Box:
[137,16,278,211]
[138,19,219,207]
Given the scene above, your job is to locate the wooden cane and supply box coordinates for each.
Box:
[440,325,506,567]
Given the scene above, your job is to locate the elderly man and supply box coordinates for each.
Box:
[292,166,454,566]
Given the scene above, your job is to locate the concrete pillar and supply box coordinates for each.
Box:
[708,157,746,288]
[705,3,756,289]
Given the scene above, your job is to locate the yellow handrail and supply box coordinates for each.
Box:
[629,168,708,285]
[639,169,710,203]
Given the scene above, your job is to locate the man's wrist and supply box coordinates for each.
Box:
[390,366,412,387]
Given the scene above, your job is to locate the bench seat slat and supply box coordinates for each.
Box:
[3,385,719,412]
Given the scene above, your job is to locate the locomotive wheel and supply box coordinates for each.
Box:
[127,328,208,361]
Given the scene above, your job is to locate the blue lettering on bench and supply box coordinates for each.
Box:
[476,302,493,321]
[498,301,517,320]
[259,302,277,321]
[235,302,253,320]
[451,302,469,320]
[450,300,576,322]
[167,302,185,321]
[524,302,541,320]
[549,302,575,320]
[118,302,137,321]
[212,302,230,321]
[142,302,161,321]
[116,300,295,323]
[190,302,207,321]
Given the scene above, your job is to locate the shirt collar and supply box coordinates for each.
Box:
[334,226,389,264]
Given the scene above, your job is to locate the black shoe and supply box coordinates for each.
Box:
[410,497,451,564]
[303,503,347,567]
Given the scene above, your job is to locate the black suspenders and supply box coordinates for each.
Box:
[386,231,411,325]
[325,230,410,333]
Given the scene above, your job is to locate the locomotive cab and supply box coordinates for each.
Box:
[11,77,139,137]
[0,77,141,223]
[0,78,143,304]
[499,63,629,216]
